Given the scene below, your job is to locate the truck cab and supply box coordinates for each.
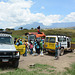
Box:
[0,32,20,68]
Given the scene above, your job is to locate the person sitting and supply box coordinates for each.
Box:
[37,26,42,34]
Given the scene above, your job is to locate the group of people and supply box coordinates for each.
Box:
[14,38,43,56]
[14,26,61,60]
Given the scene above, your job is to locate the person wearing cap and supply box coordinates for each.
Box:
[55,42,60,60]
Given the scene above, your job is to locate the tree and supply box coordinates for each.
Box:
[31,28,34,30]
[0,29,4,31]
[5,28,14,31]
[18,27,23,30]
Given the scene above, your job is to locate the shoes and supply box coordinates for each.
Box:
[55,57,58,60]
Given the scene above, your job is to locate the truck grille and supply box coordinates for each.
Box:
[0,52,13,56]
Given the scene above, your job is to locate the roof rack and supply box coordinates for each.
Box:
[0,31,12,34]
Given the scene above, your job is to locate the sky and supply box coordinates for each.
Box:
[0,0,75,28]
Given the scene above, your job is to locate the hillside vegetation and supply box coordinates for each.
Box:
[11,28,75,42]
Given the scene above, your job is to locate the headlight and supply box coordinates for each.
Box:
[16,51,19,56]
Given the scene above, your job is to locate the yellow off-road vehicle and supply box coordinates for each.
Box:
[15,45,26,55]
[44,35,75,55]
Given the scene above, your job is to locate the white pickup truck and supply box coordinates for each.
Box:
[0,32,20,68]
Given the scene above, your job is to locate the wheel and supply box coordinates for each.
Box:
[48,51,51,54]
[60,48,64,56]
[13,60,19,68]
[70,49,74,53]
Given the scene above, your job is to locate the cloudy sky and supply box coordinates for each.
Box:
[0,0,75,28]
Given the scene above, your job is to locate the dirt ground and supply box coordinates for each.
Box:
[0,50,75,74]
[19,50,75,72]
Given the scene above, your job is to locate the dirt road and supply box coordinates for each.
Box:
[19,51,75,72]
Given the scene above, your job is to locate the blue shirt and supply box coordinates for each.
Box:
[36,43,40,49]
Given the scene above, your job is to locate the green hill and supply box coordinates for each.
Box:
[10,28,75,42]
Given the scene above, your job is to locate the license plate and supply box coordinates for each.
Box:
[2,59,9,62]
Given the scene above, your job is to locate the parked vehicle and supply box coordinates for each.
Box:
[44,35,75,55]
[26,32,45,43]
[15,45,26,55]
[0,31,20,68]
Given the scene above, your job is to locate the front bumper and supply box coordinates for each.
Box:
[0,51,20,62]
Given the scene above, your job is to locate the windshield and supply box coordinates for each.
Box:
[0,37,13,44]
[37,37,41,40]
[29,35,35,40]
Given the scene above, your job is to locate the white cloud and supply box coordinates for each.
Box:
[1,0,75,29]
[0,0,33,28]
[61,12,75,22]
[41,6,45,9]
[39,15,61,25]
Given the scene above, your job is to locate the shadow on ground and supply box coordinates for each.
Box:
[0,63,16,70]
[44,51,73,57]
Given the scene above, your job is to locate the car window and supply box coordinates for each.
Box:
[63,38,66,42]
[58,37,63,42]
[49,37,55,43]
[0,37,13,44]
[45,37,49,42]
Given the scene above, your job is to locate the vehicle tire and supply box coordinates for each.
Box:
[48,51,51,54]
[70,49,74,53]
[60,48,64,56]
[13,60,19,68]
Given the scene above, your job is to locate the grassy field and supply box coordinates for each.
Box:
[10,28,75,42]
[0,63,75,75]
[0,28,74,75]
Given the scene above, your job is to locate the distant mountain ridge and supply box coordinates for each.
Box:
[15,22,75,30]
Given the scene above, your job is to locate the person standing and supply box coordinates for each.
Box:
[23,40,28,56]
[16,40,20,45]
[40,40,44,56]
[55,42,60,60]
[40,40,43,52]
[36,41,40,54]
[14,38,17,45]
[19,39,22,45]
[30,42,33,55]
